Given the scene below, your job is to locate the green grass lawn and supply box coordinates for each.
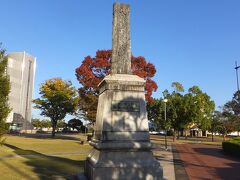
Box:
[0,133,229,179]
[150,134,224,146]
[0,134,92,180]
[228,136,240,143]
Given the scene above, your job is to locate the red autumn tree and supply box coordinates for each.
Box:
[75,50,158,123]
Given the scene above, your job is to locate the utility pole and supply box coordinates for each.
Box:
[234,61,240,91]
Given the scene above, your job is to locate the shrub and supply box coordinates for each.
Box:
[222,137,240,157]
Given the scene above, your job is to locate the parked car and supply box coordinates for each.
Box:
[149,131,160,135]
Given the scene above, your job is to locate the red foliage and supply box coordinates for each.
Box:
[75,50,158,103]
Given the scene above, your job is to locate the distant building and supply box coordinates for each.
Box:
[6,52,36,131]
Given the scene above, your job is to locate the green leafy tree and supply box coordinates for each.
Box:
[187,86,215,131]
[218,94,240,139]
[32,119,53,131]
[224,90,240,135]
[56,120,67,130]
[32,118,43,129]
[225,91,240,115]
[209,111,222,142]
[0,46,11,145]
[68,118,83,131]
[164,82,185,141]
[148,83,185,141]
[147,82,215,141]
[219,113,236,140]
[41,119,52,129]
[209,104,238,141]
[33,78,78,137]
[147,99,164,130]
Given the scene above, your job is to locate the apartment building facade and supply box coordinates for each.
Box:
[6,52,36,131]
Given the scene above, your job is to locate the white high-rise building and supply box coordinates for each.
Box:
[6,52,36,131]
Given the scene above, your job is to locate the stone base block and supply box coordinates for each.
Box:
[85,149,163,180]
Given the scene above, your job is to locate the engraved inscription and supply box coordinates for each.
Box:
[112,101,140,112]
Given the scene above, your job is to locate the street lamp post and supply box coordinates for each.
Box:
[234,61,240,91]
[163,99,168,150]
[85,111,88,134]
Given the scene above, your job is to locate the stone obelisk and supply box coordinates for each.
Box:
[111,3,132,74]
[85,3,163,180]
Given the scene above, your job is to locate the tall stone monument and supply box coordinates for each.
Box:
[85,3,163,180]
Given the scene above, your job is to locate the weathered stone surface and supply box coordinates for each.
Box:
[85,3,163,180]
[111,3,132,74]
[99,74,145,94]
[94,75,149,138]
[85,150,162,180]
[85,74,163,179]
[90,139,152,150]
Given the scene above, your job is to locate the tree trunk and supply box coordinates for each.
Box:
[177,131,180,139]
[173,130,177,142]
[223,134,226,141]
[52,122,57,138]
[212,132,214,142]
[185,130,188,139]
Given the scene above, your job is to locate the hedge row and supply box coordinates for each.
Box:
[222,138,240,157]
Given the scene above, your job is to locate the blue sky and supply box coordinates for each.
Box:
[1,0,240,119]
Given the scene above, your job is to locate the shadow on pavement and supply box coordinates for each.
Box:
[172,144,189,180]
[193,146,240,180]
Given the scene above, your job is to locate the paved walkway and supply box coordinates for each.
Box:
[151,136,176,180]
[76,136,240,180]
[175,143,240,180]
[153,145,176,180]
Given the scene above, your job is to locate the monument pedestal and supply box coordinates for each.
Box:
[85,74,163,180]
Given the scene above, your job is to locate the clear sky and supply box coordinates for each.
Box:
[1,0,240,119]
